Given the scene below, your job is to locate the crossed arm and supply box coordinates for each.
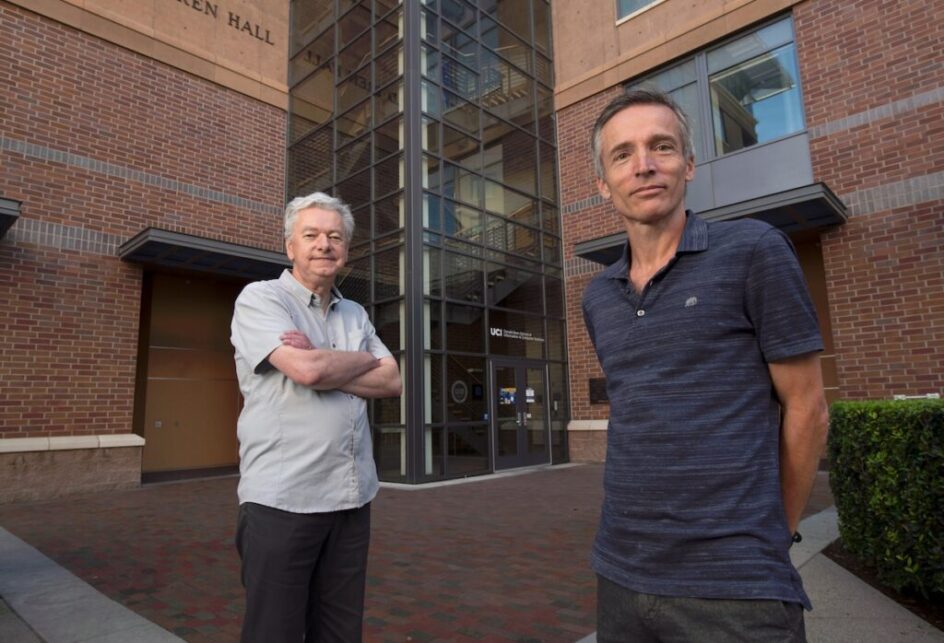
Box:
[267,330,401,398]
[768,352,830,534]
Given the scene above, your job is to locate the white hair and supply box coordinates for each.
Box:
[283,192,355,242]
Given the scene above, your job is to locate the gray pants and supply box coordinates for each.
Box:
[236,502,371,643]
[597,575,806,643]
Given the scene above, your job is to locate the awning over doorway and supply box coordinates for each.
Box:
[574,183,847,265]
[119,228,289,280]
[0,197,21,239]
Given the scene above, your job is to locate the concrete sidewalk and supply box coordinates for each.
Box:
[0,466,941,642]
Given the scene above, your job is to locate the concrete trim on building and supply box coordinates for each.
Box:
[0,434,145,454]
[568,420,609,431]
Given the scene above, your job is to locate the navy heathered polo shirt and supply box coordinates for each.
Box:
[582,212,823,609]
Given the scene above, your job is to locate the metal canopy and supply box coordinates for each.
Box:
[119,228,289,281]
[0,197,21,239]
[574,183,847,265]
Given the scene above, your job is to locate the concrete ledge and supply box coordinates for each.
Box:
[0,434,145,454]
[568,420,609,431]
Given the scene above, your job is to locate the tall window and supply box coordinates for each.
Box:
[629,16,804,161]
[617,0,659,20]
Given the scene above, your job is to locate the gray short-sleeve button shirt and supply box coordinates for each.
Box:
[231,269,393,513]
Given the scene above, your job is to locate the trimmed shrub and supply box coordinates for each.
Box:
[828,400,944,597]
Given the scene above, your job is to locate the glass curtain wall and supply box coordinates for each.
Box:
[289,0,566,483]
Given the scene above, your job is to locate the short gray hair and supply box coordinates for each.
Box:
[591,88,695,179]
[283,192,355,242]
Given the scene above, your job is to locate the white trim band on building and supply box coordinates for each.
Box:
[0,434,145,454]
[568,420,609,431]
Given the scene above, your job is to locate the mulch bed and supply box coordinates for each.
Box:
[822,540,944,632]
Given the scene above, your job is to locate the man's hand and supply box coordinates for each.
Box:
[280,329,313,350]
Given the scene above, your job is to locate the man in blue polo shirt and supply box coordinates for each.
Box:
[582,89,829,641]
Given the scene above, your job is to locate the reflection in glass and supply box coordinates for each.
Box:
[374,426,405,480]
[441,55,478,101]
[337,101,371,146]
[443,91,479,133]
[446,303,485,353]
[291,1,333,54]
[442,163,482,207]
[487,264,542,314]
[374,117,402,160]
[374,191,403,235]
[446,425,489,475]
[375,8,401,52]
[443,251,483,303]
[544,275,563,318]
[341,255,371,305]
[290,72,334,143]
[484,215,539,258]
[539,141,557,202]
[374,81,402,124]
[338,75,371,115]
[443,125,481,172]
[547,362,568,463]
[424,245,442,297]
[709,44,804,155]
[617,0,657,20]
[338,31,371,79]
[425,299,442,350]
[426,353,443,423]
[443,200,482,243]
[288,126,332,196]
[336,135,370,181]
[546,319,565,361]
[337,168,371,209]
[374,299,403,352]
[374,45,402,88]
[533,1,551,53]
[494,364,518,457]
[484,180,536,224]
[482,0,532,44]
[291,29,334,86]
[338,3,371,48]
[446,356,486,422]
[374,154,402,198]
[374,246,403,300]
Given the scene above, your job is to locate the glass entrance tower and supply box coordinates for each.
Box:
[288,0,567,483]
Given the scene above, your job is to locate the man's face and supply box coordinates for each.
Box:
[595,104,695,229]
[286,207,348,287]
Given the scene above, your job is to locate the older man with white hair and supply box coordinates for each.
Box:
[231,191,401,642]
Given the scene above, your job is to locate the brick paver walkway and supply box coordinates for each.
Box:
[0,464,833,642]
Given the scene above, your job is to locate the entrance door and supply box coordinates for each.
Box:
[491,359,550,470]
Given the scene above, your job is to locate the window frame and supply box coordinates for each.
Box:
[626,14,806,163]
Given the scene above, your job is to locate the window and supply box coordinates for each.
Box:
[629,16,804,161]
[618,0,659,20]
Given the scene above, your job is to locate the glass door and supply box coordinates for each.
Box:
[491,359,550,470]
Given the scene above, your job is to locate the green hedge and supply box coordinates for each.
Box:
[828,400,944,597]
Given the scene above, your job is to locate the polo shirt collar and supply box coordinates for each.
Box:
[278,269,344,309]
[603,210,708,281]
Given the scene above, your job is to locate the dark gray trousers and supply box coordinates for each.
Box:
[236,502,371,643]
[597,575,806,643]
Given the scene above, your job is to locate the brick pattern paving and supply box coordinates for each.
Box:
[0,464,833,642]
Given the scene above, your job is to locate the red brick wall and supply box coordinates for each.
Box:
[0,4,286,439]
[558,88,622,424]
[796,0,944,400]
[559,0,944,442]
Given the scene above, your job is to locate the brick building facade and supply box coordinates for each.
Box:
[554,0,944,459]
[0,0,288,501]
